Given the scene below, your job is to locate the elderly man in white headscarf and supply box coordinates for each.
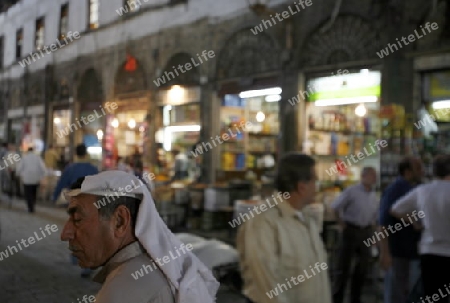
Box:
[60,171,219,303]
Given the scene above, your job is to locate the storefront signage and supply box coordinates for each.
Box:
[307,71,381,102]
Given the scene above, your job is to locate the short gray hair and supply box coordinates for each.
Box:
[97,195,141,228]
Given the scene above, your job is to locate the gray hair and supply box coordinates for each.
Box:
[96,195,142,228]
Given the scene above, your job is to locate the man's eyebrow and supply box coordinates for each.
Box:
[67,206,79,215]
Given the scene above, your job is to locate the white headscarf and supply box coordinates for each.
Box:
[73,171,220,303]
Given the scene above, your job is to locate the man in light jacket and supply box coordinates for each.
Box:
[237,153,332,303]
[16,147,47,213]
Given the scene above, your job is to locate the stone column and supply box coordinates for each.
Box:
[199,82,215,184]
[279,70,300,155]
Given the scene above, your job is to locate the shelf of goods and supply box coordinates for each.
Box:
[219,95,279,174]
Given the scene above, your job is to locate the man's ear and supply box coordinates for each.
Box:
[113,205,132,236]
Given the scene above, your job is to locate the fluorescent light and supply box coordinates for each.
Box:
[265,94,282,102]
[315,96,378,107]
[239,87,282,98]
[166,125,201,132]
[87,147,102,154]
[432,100,450,109]
[163,128,172,151]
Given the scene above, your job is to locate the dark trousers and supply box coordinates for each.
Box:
[420,254,450,303]
[389,257,420,303]
[333,224,372,303]
[23,184,39,213]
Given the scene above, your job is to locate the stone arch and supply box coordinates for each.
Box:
[216,28,281,80]
[300,15,383,67]
[77,68,104,104]
[159,52,201,87]
[114,54,147,96]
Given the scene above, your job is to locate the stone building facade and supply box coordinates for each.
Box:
[1,0,450,182]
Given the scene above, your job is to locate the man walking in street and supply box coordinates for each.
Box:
[331,167,379,303]
[16,147,47,213]
[237,153,332,303]
[379,156,423,303]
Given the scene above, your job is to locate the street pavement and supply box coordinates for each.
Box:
[0,197,245,303]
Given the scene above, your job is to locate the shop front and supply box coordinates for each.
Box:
[217,82,280,182]
[102,54,149,171]
[303,68,382,184]
[214,28,282,184]
[103,96,149,169]
[300,67,383,225]
[154,85,201,179]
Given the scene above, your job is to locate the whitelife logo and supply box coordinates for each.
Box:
[414,107,450,129]
[94,172,156,209]
[191,121,252,158]
[376,22,439,58]
[56,102,118,139]
[19,31,81,67]
[131,243,193,280]
[266,262,328,299]
[228,192,290,228]
[0,224,59,261]
[153,50,215,87]
[250,0,313,35]
[363,210,425,247]
[0,153,21,171]
[71,295,96,303]
[325,140,388,177]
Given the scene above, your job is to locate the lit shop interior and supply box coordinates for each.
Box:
[103,108,148,169]
[150,85,281,231]
[421,70,450,136]
[52,108,72,167]
[217,87,280,181]
[302,69,382,223]
[154,85,201,178]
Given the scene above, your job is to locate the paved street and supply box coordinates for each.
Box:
[0,197,245,303]
[0,198,100,303]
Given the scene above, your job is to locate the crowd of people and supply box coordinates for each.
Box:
[1,138,449,302]
[237,153,450,303]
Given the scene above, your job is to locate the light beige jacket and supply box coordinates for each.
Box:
[94,241,176,303]
[237,199,332,303]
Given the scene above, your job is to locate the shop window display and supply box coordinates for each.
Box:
[219,88,279,177]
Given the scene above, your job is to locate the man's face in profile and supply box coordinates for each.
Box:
[297,167,318,204]
[60,194,116,268]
